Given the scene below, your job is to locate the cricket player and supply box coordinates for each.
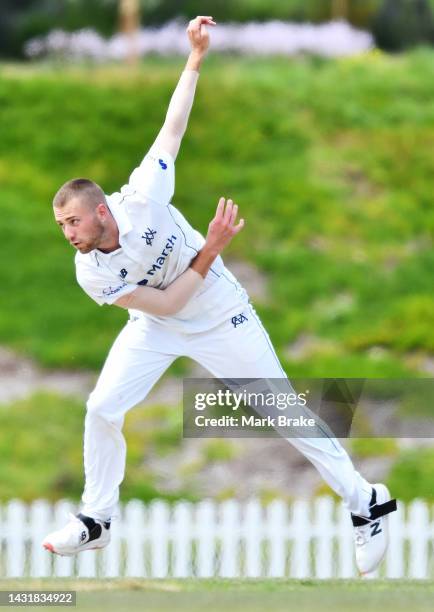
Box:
[43,16,396,574]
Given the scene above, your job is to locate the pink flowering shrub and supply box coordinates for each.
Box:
[25,20,373,61]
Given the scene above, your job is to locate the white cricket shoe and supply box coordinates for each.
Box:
[352,483,397,575]
[42,513,111,556]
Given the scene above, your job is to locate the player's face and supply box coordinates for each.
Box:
[54,198,105,254]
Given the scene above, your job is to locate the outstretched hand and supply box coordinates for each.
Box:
[187,16,216,56]
[205,197,245,255]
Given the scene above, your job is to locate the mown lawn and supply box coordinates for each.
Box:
[0,51,433,375]
[0,578,433,612]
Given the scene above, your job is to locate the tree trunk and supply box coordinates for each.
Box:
[119,0,140,64]
[332,0,349,20]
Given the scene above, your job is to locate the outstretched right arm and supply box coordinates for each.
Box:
[151,15,215,160]
[126,16,215,206]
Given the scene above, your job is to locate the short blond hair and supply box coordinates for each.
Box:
[53,178,106,209]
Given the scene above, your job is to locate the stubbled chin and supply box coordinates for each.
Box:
[77,245,93,254]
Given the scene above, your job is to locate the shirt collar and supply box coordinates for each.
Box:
[105,194,132,238]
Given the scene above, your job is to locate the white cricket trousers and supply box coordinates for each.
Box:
[81,302,373,521]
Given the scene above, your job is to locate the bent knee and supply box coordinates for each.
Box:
[86,392,116,420]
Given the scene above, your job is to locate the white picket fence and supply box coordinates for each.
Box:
[1,498,433,579]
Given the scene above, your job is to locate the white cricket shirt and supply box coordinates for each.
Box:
[75,146,247,332]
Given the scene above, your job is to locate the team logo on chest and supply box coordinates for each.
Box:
[119,268,128,279]
[146,235,178,276]
[141,227,157,246]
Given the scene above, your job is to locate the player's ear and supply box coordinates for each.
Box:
[95,202,108,218]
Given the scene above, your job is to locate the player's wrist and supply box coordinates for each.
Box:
[201,241,220,260]
[190,245,217,278]
[186,50,205,71]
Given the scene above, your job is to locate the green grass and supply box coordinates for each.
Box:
[0,50,433,375]
[0,579,434,612]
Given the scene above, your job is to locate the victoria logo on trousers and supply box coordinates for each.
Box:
[231,313,248,328]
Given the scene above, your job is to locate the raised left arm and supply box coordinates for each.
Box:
[152,15,216,160]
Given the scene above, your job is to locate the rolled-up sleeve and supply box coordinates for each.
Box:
[76,264,137,306]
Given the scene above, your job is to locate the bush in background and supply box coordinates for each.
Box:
[1,53,433,375]
[387,447,434,501]
[0,0,117,58]
[3,0,434,59]
[373,0,434,51]
[24,21,374,61]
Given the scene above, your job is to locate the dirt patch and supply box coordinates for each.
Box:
[0,347,96,404]
[0,346,188,407]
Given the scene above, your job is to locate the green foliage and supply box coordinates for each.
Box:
[0,53,433,376]
[0,392,193,503]
[387,447,434,501]
[152,0,386,27]
[349,438,399,458]
[0,1,118,58]
[140,0,333,25]
[0,393,85,501]
[202,440,239,462]
[373,0,434,51]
